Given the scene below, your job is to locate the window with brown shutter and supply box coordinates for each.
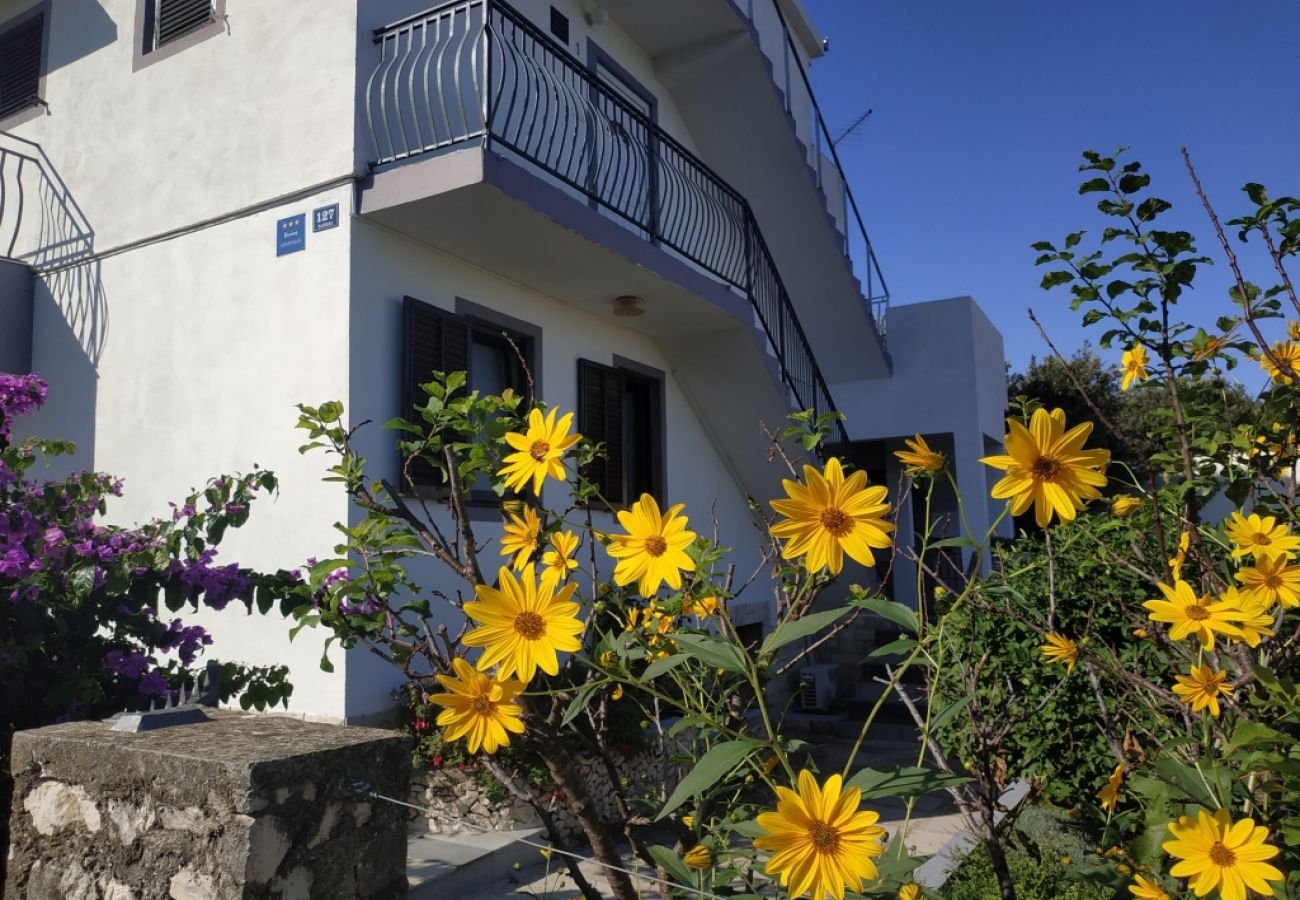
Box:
[401,297,536,496]
[142,0,217,55]
[0,12,44,122]
[578,359,664,508]
[401,296,469,490]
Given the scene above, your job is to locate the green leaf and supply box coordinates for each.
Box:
[849,595,919,635]
[657,740,756,819]
[761,607,853,655]
[670,633,747,674]
[561,681,604,727]
[846,765,970,800]
[1078,177,1111,194]
[643,653,690,680]
[929,694,973,731]
[646,845,695,887]
[867,637,917,659]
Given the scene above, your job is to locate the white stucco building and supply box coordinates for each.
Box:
[0,0,1008,722]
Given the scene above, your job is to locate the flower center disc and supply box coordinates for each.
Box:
[1031,456,1062,480]
[644,535,668,558]
[819,508,852,536]
[1251,533,1272,547]
[1264,573,1282,589]
[809,821,841,854]
[514,610,547,639]
[1185,604,1210,621]
[1208,841,1237,867]
[471,696,491,713]
[529,440,551,461]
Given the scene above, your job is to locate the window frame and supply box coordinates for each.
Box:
[133,0,226,72]
[399,296,541,511]
[0,2,51,130]
[577,355,665,509]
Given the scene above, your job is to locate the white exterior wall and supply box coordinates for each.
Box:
[341,219,770,719]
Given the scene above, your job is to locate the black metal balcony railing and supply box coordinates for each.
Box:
[365,0,850,447]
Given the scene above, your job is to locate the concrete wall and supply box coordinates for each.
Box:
[341,219,771,719]
[0,0,360,252]
[835,296,1012,603]
[0,260,33,373]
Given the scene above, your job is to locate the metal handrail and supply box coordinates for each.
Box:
[366,0,849,446]
[752,0,891,332]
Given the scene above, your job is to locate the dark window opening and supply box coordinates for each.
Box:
[549,7,569,43]
[0,13,43,121]
[144,0,215,54]
[578,359,663,508]
[401,297,534,498]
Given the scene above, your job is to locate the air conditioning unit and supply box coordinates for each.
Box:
[799,664,839,711]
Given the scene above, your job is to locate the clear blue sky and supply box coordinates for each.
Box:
[803,1,1299,387]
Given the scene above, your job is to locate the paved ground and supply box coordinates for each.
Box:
[424,731,970,900]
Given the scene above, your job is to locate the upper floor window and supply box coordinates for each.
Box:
[0,9,45,124]
[135,0,225,68]
[401,296,537,497]
[145,0,215,52]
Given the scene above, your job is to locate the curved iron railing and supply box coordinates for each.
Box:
[366,0,848,446]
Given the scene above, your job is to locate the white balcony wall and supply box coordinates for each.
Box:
[0,0,359,252]
[342,219,772,719]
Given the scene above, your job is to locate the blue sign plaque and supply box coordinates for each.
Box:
[276,214,306,256]
[313,203,339,232]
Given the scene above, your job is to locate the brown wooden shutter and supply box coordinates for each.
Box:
[0,14,42,120]
[578,359,624,505]
[402,296,469,488]
[155,0,215,49]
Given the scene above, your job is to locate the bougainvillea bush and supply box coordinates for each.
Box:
[0,373,305,881]
[290,150,1296,900]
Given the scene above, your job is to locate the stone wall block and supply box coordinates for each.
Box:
[6,711,410,899]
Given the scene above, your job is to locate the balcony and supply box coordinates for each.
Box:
[361,0,848,448]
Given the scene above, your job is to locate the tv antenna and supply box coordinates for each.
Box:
[832,107,874,147]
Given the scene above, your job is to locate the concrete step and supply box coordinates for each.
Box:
[407,826,544,899]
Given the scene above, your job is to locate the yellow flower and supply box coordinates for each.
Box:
[1289,320,1300,342]
[1111,495,1142,518]
[1172,665,1233,718]
[539,846,553,860]
[894,434,944,474]
[1259,339,1300,385]
[981,408,1110,528]
[606,494,697,596]
[898,884,924,900]
[1235,552,1300,608]
[754,770,887,900]
[1163,808,1282,900]
[463,564,585,683]
[500,505,542,571]
[540,530,580,590]
[1224,511,1300,559]
[425,657,526,754]
[1097,763,1124,814]
[1040,633,1079,674]
[684,595,719,618]
[682,815,695,828]
[770,457,894,575]
[1142,580,1246,651]
[1190,333,1229,361]
[1168,530,1190,581]
[1121,344,1150,391]
[1220,586,1275,648]
[1128,874,1169,900]
[683,844,713,869]
[499,407,581,495]
[611,683,624,701]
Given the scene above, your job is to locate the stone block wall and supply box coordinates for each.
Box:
[409,735,689,842]
[6,711,410,899]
